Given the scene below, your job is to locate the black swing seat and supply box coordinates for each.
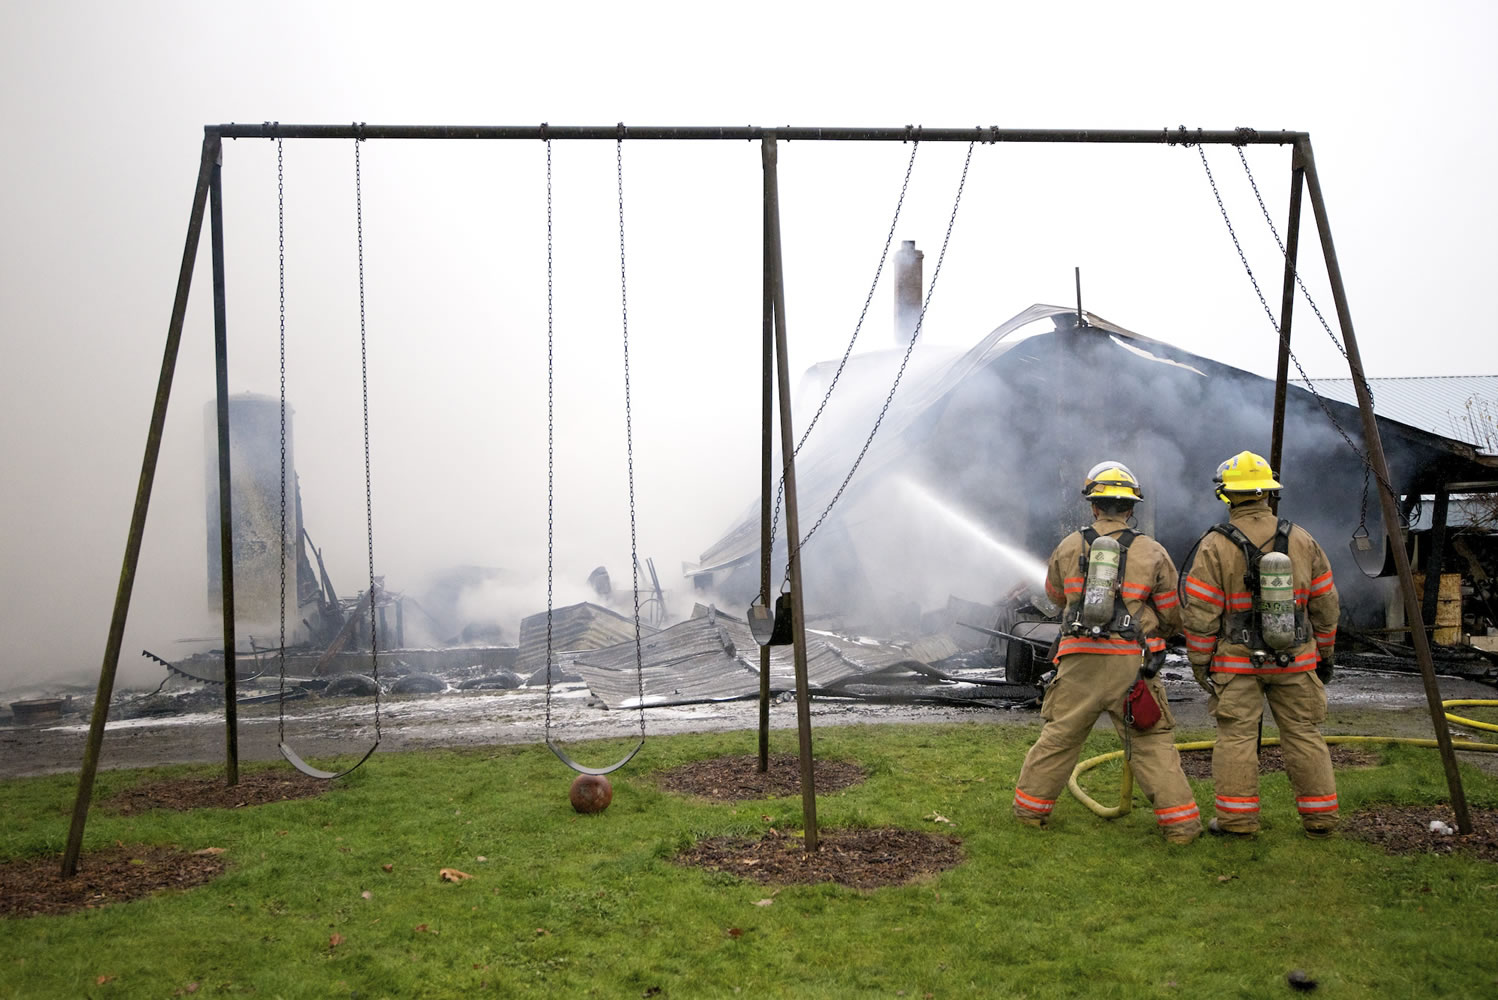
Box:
[279,740,379,780]
[546,738,643,777]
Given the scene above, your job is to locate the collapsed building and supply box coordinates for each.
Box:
[691,303,1498,668]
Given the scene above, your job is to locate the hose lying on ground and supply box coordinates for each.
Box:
[1068,700,1498,819]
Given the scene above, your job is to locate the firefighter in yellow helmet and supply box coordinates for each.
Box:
[1012,461,1203,844]
[1181,450,1340,838]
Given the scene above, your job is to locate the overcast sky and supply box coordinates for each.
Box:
[2,1,1495,692]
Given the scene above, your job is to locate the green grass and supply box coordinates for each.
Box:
[3,722,1498,999]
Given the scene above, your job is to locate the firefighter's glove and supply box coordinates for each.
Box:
[1190,662,1213,694]
[1315,658,1334,684]
[1140,647,1166,679]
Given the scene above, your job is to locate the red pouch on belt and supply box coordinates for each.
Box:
[1124,676,1162,731]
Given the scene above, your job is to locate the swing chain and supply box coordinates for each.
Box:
[277,136,287,746]
[787,140,976,578]
[616,136,647,731]
[769,139,921,550]
[1194,145,1398,514]
[353,132,382,739]
[545,135,555,737]
[1234,146,1350,364]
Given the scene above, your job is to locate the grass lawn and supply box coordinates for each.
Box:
[2,721,1497,999]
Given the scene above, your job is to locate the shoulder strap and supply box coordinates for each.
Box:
[1273,518,1293,555]
[1078,527,1138,592]
[1209,522,1264,591]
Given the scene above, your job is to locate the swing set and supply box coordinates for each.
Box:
[60,123,1475,879]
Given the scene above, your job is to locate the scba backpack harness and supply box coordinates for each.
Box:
[1064,527,1161,733]
[1064,527,1140,640]
[1208,517,1310,666]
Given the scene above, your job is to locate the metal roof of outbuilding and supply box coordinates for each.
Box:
[1294,376,1498,456]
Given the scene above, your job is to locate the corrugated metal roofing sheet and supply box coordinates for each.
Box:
[1295,376,1498,454]
[568,608,965,708]
[516,602,657,677]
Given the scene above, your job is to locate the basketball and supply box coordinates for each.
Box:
[569,773,613,813]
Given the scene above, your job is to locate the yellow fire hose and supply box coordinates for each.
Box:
[1068,700,1498,819]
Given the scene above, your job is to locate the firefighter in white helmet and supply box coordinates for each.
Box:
[1012,461,1202,844]
[1181,450,1340,838]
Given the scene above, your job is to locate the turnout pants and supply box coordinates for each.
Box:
[1013,653,1202,841]
[1208,671,1338,834]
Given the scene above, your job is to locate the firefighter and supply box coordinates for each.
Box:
[1181,450,1340,838]
[1012,461,1203,844]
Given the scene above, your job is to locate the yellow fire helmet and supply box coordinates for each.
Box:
[1082,460,1143,502]
[1214,450,1283,503]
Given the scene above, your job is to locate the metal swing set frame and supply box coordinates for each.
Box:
[60,122,1473,877]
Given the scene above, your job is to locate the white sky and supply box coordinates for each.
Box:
[2,0,1495,691]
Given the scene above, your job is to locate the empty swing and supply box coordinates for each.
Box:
[275,132,382,779]
[542,132,647,777]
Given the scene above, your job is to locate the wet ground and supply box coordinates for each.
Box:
[2,664,1495,781]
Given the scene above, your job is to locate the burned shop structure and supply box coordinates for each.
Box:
[692,305,1498,681]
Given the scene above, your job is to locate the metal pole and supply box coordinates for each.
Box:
[1298,136,1472,833]
[210,123,1303,146]
[1421,489,1450,635]
[758,173,774,773]
[61,134,220,878]
[763,134,818,850]
[1268,147,1306,509]
[209,149,240,786]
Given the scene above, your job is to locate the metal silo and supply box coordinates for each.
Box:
[205,393,300,635]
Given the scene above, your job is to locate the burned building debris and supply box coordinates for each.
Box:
[693,305,1498,680]
[24,306,1495,734]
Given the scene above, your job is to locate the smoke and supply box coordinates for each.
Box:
[698,312,1429,634]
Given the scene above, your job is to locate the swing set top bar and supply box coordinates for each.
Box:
[209,123,1305,144]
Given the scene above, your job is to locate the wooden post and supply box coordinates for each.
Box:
[209,145,240,786]
[758,167,774,772]
[762,134,818,850]
[1298,135,1472,833]
[1268,146,1305,512]
[62,134,221,877]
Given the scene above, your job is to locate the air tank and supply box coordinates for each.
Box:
[205,394,300,631]
[1080,534,1121,628]
[1258,551,1298,651]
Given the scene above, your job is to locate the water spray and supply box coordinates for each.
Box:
[896,477,1047,583]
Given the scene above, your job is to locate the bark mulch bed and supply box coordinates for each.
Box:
[1180,747,1498,861]
[655,752,866,802]
[1340,806,1498,862]
[661,755,962,888]
[104,768,330,815]
[2,772,323,918]
[1178,744,1379,780]
[0,846,226,919]
[675,827,964,889]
